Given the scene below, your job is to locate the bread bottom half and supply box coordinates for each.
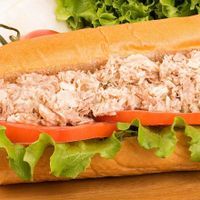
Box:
[0,132,200,185]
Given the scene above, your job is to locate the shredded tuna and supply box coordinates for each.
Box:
[0,50,200,126]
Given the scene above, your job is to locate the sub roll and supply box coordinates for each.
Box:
[0,15,200,184]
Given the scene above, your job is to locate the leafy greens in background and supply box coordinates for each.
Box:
[0,117,200,181]
[55,0,200,30]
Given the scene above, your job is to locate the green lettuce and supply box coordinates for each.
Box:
[0,127,31,180]
[55,0,200,30]
[0,117,200,181]
[24,134,54,179]
[50,134,120,178]
[182,121,200,161]
[117,118,178,158]
[25,133,120,179]
[156,0,197,18]
[0,128,120,181]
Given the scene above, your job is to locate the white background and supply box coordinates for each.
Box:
[0,0,69,39]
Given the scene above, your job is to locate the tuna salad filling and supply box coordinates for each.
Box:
[0,50,200,126]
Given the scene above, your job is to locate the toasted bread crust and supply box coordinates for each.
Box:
[0,15,200,80]
[0,133,200,185]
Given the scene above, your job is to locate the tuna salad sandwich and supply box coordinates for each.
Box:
[0,15,200,184]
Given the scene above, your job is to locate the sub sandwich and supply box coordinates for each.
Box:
[0,15,200,185]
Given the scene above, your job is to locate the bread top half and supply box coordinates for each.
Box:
[0,15,200,80]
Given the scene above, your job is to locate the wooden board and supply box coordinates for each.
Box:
[0,172,200,200]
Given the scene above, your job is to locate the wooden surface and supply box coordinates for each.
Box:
[0,172,200,200]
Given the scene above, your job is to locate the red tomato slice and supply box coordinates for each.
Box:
[22,30,58,39]
[96,110,200,126]
[0,121,116,144]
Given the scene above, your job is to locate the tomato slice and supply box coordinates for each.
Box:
[1,111,199,144]
[96,110,200,125]
[22,30,58,39]
[0,121,116,144]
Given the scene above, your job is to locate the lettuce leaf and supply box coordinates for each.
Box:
[55,0,200,30]
[24,134,54,179]
[156,0,196,18]
[50,134,121,178]
[0,116,200,181]
[179,119,200,161]
[0,127,120,181]
[56,0,97,29]
[0,127,31,180]
[117,118,178,158]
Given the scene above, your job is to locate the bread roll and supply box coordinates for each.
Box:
[0,15,200,184]
[0,15,200,80]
